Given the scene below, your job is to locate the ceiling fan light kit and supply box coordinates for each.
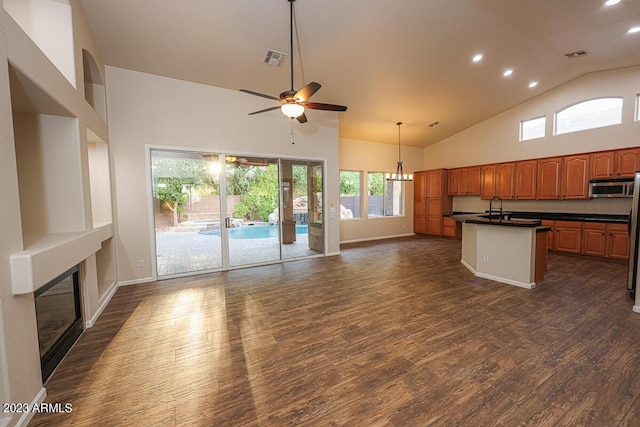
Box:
[386,122,413,182]
[239,0,347,124]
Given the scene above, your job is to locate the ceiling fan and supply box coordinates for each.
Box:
[239,0,347,123]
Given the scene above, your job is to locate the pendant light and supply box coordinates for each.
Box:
[386,122,413,181]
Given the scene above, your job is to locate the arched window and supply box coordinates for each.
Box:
[554,97,623,135]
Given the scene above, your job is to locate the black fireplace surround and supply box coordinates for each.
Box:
[34,265,83,382]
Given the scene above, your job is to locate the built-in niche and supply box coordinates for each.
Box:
[4,0,76,88]
[82,50,107,121]
[10,65,84,239]
[87,128,112,227]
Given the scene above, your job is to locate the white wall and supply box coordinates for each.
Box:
[425,66,640,169]
[339,137,423,242]
[106,67,341,283]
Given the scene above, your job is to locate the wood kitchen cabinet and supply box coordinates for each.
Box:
[583,222,629,260]
[582,223,607,257]
[442,216,459,238]
[562,154,590,199]
[590,148,640,179]
[496,163,515,199]
[414,169,451,236]
[480,164,497,200]
[541,220,554,250]
[590,151,615,179]
[413,171,427,234]
[537,157,562,199]
[515,160,537,200]
[447,169,458,195]
[614,148,640,177]
[448,166,480,196]
[554,221,583,254]
[606,223,630,260]
[468,166,481,195]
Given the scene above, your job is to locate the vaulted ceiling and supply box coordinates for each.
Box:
[79,0,640,147]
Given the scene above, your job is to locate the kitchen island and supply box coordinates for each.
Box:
[452,213,550,289]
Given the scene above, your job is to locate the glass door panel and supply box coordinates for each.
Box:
[281,159,324,259]
[224,155,281,267]
[151,149,223,276]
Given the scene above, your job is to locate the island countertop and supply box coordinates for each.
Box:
[451,213,544,228]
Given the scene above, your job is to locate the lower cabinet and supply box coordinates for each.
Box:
[554,221,583,254]
[443,217,459,238]
[551,221,629,260]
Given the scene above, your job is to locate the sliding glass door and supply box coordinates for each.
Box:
[151,149,324,277]
[151,149,223,276]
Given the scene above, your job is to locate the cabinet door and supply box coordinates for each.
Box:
[496,163,515,199]
[515,160,537,200]
[582,224,606,257]
[590,151,615,179]
[427,170,442,199]
[427,200,441,217]
[468,166,481,195]
[414,171,427,199]
[562,155,590,199]
[442,217,456,237]
[458,168,470,194]
[541,220,555,250]
[607,224,630,260]
[615,148,640,178]
[554,221,582,254]
[537,157,562,199]
[414,215,427,234]
[447,169,459,196]
[426,200,442,235]
[480,165,497,200]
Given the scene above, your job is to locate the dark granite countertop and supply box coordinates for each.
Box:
[451,213,543,228]
[448,211,629,224]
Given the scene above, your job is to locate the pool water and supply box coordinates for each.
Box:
[199,224,308,239]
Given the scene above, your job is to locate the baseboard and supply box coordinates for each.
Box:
[85,280,119,328]
[340,233,415,245]
[633,305,640,314]
[326,251,340,257]
[460,259,535,289]
[118,276,154,287]
[14,387,46,427]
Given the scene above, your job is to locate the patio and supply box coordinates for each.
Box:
[155,230,319,276]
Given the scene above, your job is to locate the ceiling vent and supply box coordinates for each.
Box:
[564,50,590,58]
[264,49,287,67]
[428,121,442,128]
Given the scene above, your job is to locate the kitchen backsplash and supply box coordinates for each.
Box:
[453,196,632,215]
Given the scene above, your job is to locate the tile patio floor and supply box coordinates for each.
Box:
[155,230,319,276]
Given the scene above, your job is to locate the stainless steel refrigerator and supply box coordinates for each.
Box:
[627,171,640,299]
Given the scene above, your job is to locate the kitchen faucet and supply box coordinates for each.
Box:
[489,196,503,221]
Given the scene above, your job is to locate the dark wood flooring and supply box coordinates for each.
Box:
[31,236,640,426]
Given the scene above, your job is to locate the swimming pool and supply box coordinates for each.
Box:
[199,224,308,239]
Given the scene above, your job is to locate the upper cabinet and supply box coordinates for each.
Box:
[480,165,497,200]
[496,163,515,199]
[614,148,640,177]
[448,166,480,196]
[514,160,537,200]
[537,157,562,199]
[562,154,590,199]
[590,148,640,179]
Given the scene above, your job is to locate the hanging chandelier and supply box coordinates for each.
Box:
[386,122,413,181]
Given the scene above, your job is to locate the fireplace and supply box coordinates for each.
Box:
[34,265,83,382]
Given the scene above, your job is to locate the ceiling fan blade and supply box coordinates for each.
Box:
[294,82,321,102]
[239,89,280,101]
[248,106,281,115]
[296,113,308,124]
[302,102,348,112]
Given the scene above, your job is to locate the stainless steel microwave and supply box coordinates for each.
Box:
[588,179,634,198]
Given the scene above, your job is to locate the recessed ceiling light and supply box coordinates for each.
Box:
[503,69,513,77]
[605,0,621,5]
[629,26,640,34]
[528,81,538,88]
[472,54,483,63]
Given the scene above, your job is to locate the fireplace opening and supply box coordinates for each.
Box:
[34,265,83,382]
